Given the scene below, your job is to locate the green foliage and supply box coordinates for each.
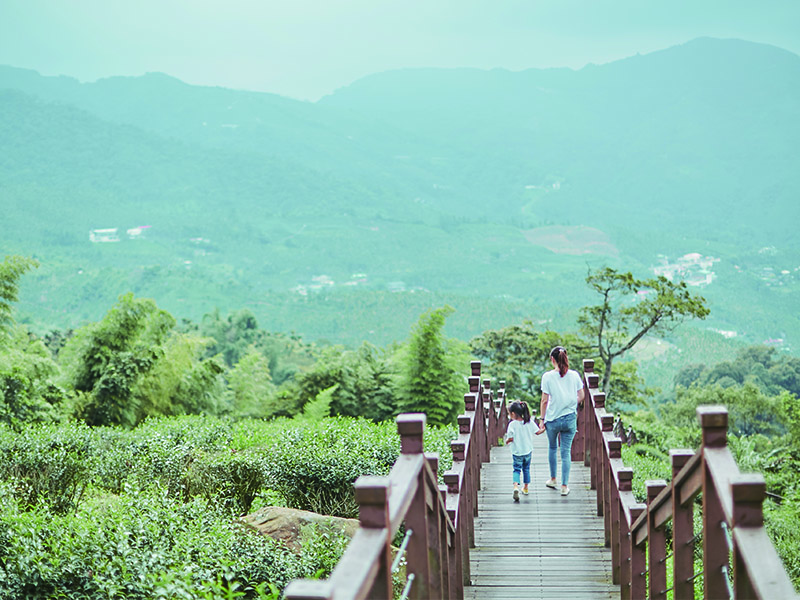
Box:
[663,382,788,438]
[0,326,68,429]
[227,345,277,419]
[292,343,396,422]
[765,498,800,587]
[675,344,800,399]
[0,421,94,513]
[394,306,469,427]
[0,412,455,597]
[201,308,261,368]
[262,417,456,517]
[0,254,38,344]
[0,490,341,599]
[578,267,710,395]
[188,449,267,515]
[59,293,226,427]
[301,384,337,422]
[469,321,588,405]
[591,359,659,412]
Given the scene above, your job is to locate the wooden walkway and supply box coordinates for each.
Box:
[466,432,617,599]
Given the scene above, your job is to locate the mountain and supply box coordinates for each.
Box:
[1,37,799,349]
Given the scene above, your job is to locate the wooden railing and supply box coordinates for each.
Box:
[283,360,508,600]
[581,359,799,600]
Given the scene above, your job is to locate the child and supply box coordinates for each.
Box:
[504,400,536,502]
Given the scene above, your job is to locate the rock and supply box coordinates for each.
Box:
[240,506,359,552]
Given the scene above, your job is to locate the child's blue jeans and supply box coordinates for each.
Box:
[512,452,532,485]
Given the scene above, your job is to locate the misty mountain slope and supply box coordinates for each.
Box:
[1,37,799,348]
[0,66,450,214]
[0,88,433,242]
[3,37,798,242]
[321,38,800,243]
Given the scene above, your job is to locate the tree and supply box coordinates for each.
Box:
[578,267,709,396]
[469,321,587,405]
[199,308,260,367]
[0,255,38,344]
[0,327,67,429]
[394,306,469,427]
[226,345,276,418]
[293,343,396,422]
[61,293,224,427]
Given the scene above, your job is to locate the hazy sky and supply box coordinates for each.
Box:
[1,0,799,101]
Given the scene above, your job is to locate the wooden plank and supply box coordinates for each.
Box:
[467,434,617,598]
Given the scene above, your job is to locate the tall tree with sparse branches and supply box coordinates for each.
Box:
[578,267,710,395]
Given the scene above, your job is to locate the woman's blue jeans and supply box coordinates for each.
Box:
[512,452,532,485]
[545,412,577,486]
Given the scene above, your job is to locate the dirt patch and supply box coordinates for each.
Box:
[522,226,618,256]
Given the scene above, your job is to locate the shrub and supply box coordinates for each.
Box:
[188,449,266,515]
[262,417,456,517]
[0,488,343,599]
[0,422,94,513]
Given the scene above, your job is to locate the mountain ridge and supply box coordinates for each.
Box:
[1,36,799,348]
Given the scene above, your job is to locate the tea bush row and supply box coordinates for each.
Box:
[0,487,348,599]
[0,415,457,518]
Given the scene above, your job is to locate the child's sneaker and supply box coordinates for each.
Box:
[513,488,520,502]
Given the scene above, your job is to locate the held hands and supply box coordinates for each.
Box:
[535,421,546,435]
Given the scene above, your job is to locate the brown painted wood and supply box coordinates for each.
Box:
[467,434,617,599]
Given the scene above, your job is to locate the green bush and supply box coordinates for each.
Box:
[262,417,456,517]
[0,489,345,599]
[0,422,94,513]
[188,449,266,515]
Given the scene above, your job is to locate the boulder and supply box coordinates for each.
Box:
[240,506,359,552]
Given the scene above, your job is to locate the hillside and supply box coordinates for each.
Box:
[1,37,799,352]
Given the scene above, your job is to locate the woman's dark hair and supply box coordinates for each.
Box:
[508,400,531,424]
[550,346,569,377]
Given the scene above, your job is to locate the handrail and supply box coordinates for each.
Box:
[283,361,507,600]
[581,359,798,600]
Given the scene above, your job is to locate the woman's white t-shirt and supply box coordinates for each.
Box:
[541,369,583,422]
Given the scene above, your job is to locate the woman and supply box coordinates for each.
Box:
[538,346,585,496]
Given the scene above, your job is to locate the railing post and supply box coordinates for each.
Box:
[731,474,766,599]
[699,406,729,599]
[444,472,466,594]
[424,454,444,600]
[438,484,452,599]
[398,414,430,600]
[601,413,614,531]
[609,438,622,584]
[355,476,393,600]
[646,480,668,600]
[671,449,695,600]
[630,504,648,600]
[458,415,478,521]
[451,439,473,550]
[618,467,634,600]
[583,360,596,467]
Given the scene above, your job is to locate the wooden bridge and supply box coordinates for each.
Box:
[283,360,799,600]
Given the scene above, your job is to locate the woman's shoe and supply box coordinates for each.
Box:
[513,488,520,502]
[545,480,557,489]
[561,486,570,496]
